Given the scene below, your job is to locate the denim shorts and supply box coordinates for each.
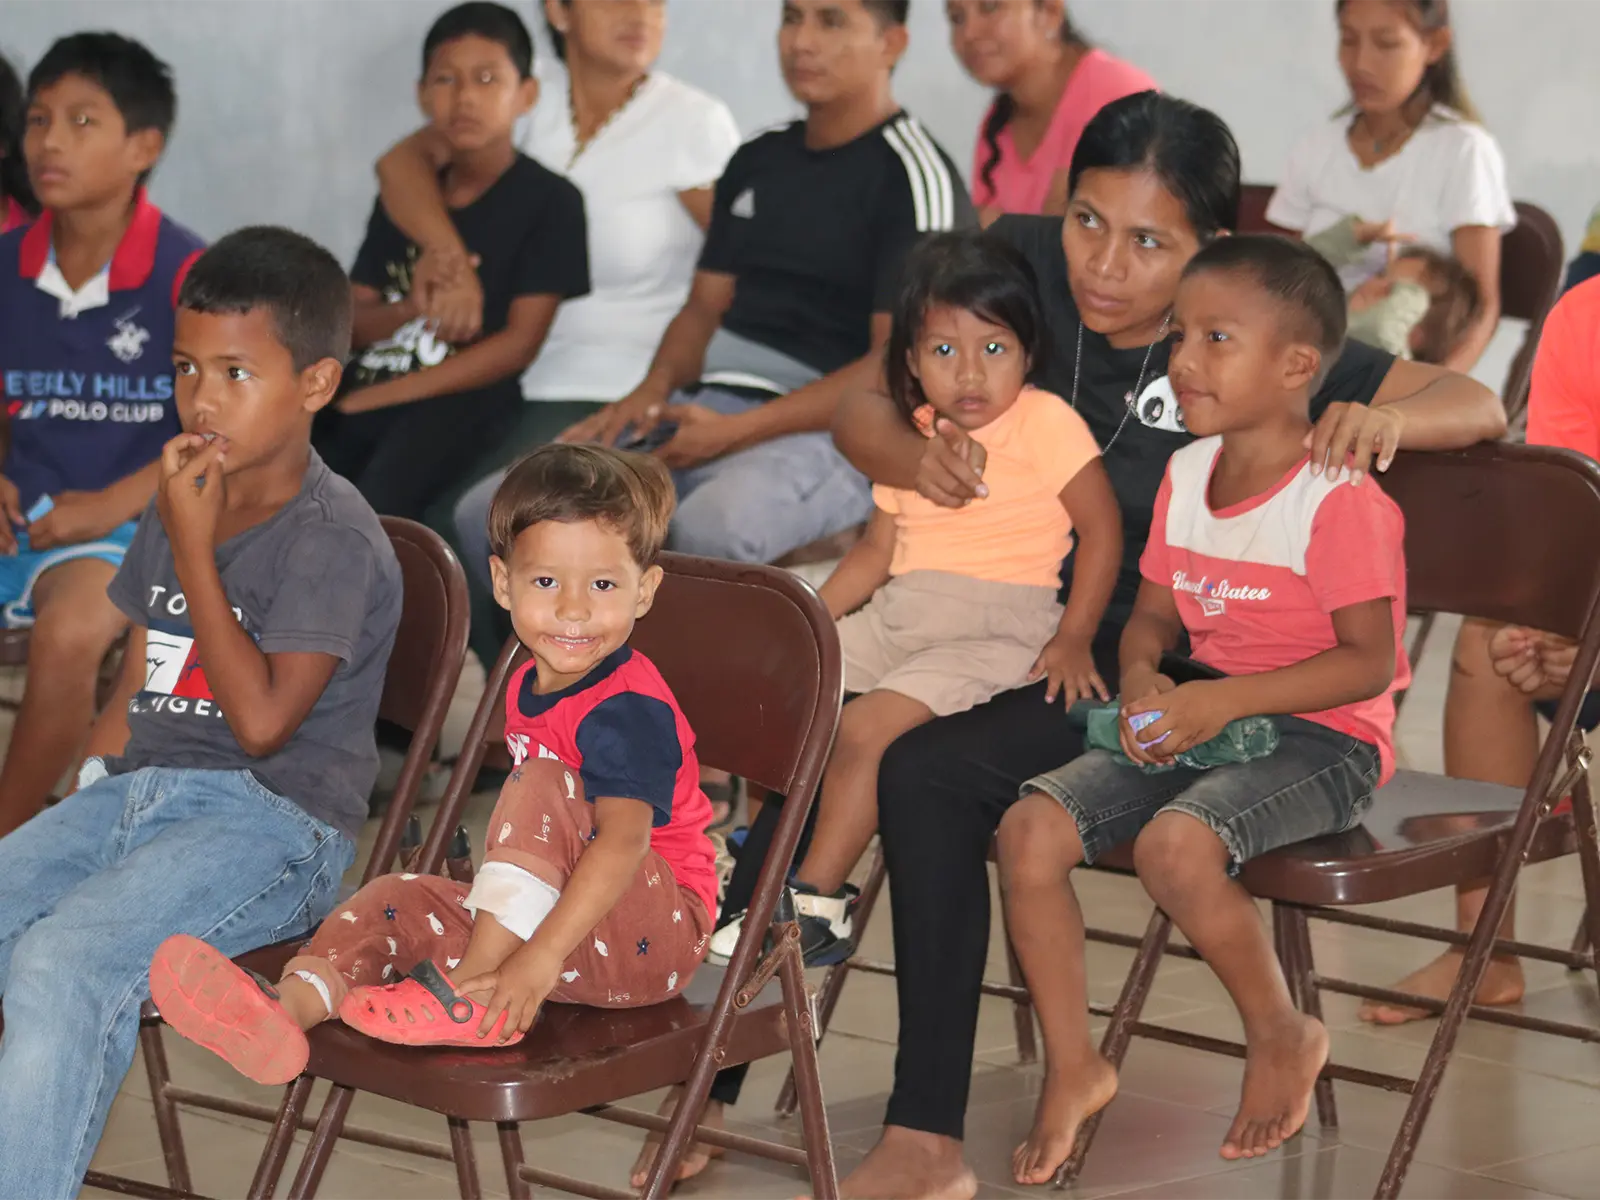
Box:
[1022,716,1381,873]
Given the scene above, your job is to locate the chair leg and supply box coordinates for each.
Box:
[140,1022,192,1194]
[1568,775,1600,993]
[1569,910,1591,962]
[448,1118,482,1199]
[1277,905,1337,1130]
[1057,905,1173,1187]
[780,945,840,1200]
[249,1076,316,1200]
[496,1122,531,1200]
[1004,934,1038,1065]
[777,847,889,1117]
[287,1083,356,1199]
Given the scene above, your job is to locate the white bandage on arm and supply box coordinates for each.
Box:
[463,861,561,941]
[293,970,333,1015]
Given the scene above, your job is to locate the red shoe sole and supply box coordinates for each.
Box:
[149,934,309,1086]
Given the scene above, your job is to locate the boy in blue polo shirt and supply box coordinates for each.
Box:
[0,33,201,836]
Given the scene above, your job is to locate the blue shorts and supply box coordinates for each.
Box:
[0,518,138,628]
[1023,716,1381,873]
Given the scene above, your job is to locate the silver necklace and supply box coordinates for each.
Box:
[1070,312,1171,455]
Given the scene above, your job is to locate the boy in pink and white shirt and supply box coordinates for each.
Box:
[997,235,1407,1183]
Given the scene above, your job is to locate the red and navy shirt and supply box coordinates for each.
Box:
[503,645,717,915]
[0,190,203,513]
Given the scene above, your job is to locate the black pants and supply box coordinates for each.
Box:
[314,390,519,524]
[709,630,1120,1133]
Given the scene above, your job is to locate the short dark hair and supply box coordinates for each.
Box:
[1070,91,1240,242]
[1397,246,1483,365]
[488,444,676,567]
[862,0,911,27]
[886,231,1047,426]
[423,2,534,79]
[29,33,176,139]
[1183,234,1347,384]
[178,227,352,370]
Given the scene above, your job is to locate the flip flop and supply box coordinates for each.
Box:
[339,960,524,1047]
[149,934,309,1086]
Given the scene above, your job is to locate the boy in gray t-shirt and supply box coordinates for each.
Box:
[0,228,402,1198]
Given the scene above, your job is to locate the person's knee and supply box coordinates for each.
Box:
[668,492,773,564]
[1133,812,1224,902]
[29,581,124,671]
[997,793,1083,889]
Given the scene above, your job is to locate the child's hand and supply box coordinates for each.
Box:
[412,246,483,344]
[1029,631,1108,705]
[1123,681,1232,762]
[454,945,562,1043]
[1488,624,1550,694]
[0,475,22,555]
[157,433,227,561]
[27,490,119,551]
[1536,635,1581,691]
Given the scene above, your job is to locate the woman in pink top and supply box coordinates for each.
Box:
[950,0,1156,223]
[0,55,36,234]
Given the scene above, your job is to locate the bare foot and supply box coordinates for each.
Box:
[1358,951,1525,1025]
[814,1125,976,1200]
[1220,1014,1328,1160]
[1012,1055,1118,1185]
[629,1087,724,1190]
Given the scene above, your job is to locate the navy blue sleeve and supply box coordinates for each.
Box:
[574,693,684,828]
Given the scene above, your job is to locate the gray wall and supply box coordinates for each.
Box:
[4,0,1596,383]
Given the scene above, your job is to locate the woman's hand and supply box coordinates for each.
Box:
[1028,631,1109,706]
[1306,402,1405,484]
[916,418,989,509]
[560,387,668,448]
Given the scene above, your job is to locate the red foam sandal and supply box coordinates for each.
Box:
[149,934,309,1086]
[339,960,524,1047]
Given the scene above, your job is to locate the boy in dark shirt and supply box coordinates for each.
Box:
[314,1,589,524]
[0,227,403,1197]
[0,34,204,836]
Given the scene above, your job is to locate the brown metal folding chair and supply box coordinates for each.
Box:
[79,515,470,1200]
[1062,442,1600,1199]
[245,552,844,1200]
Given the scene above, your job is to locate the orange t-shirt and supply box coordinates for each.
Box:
[873,386,1101,589]
[1527,277,1600,460]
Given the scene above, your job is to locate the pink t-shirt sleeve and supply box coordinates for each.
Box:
[1304,483,1405,614]
[1138,466,1175,585]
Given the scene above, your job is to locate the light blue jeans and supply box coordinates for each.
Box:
[452,387,873,589]
[0,764,354,1198]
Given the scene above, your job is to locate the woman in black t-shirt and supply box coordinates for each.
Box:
[804,91,1505,1199]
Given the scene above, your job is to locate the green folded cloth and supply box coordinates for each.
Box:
[1071,701,1280,773]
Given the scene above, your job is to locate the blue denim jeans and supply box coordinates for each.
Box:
[0,764,354,1198]
[1024,716,1380,873]
[453,386,873,588]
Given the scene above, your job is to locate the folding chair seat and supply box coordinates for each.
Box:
[248,553,845,1200]
[1063,442,1600,1199]
[78,516,471,1199]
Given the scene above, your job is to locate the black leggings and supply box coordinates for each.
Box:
[708,631,1119,1134]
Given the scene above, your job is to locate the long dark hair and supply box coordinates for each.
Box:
[1336,0,1480,122]
[0,53,38,218]
[1068,91,1240,241]
[885,232,1047,427]
[546,0,571,62]
[977,4,1088,197]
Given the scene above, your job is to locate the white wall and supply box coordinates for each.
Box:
[3,0,1597,377]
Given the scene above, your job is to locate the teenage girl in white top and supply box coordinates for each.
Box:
[1267,0,1513,372]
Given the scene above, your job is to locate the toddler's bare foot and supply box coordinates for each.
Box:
[629,1087,724,1189]
[813,1125,976,1200]
[1220,1014,1327,1160]
[1358,951,1525,1025]
[1011,1055,1118,1185]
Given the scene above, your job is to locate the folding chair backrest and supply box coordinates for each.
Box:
[1237,184,1275,234]
[364,517,470,882]
[1375,443,1600,638]
[1498,201,1565,431]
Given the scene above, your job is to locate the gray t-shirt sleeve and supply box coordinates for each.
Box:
[107,506,162,625]
[257,523,382,663]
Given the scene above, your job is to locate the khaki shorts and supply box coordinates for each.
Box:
[839,570,1063,717]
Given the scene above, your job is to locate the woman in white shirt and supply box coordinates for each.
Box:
[1266,0,1513,371]
[371,0,739,656]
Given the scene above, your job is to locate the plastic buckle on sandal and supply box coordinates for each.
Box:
[410,960,473,1023]
[246,969,281,1001]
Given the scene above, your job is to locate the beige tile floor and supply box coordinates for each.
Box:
[26,611,1596,1198]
